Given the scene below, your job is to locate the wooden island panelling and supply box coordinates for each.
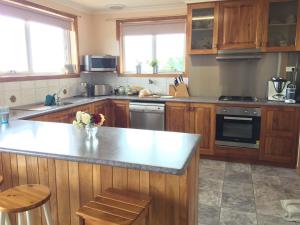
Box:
[0,149,199,225]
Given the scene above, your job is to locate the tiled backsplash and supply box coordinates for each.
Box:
[0,74,188,107]
[83,73,189,95]
[0,78,81,107]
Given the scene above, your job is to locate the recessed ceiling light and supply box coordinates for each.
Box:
[106,4,126,10]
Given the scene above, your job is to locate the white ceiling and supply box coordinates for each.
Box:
[49,0,215,13]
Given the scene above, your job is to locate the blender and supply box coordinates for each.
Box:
[267,77,289,101]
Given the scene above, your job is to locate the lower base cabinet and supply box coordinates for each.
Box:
[166,102,215,155]
[93,100,112,126]
[111,100,130,128]
[259,107,299,166]
[190,104,215,155]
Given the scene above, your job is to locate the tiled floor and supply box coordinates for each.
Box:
[198,159,300,225]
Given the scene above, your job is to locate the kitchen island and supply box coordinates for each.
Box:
[0,120,201,225]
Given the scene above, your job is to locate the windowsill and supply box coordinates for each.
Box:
[0,73,80,82]
[119,72,186,78]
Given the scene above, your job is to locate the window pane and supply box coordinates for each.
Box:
[0,16,28,73]
[156,34,185,73]
[30,22,66,73]
[124,35,153,73]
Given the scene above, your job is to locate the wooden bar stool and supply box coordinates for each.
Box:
[0,184,52,225]
[0,176,3,186]
[77,188,151,225]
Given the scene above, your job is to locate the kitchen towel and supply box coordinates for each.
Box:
[281,199,300,222]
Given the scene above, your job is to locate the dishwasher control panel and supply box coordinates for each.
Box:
[129,102,165,113]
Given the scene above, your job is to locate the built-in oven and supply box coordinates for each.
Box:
[215,106,261,149]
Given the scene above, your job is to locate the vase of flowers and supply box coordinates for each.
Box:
[73,111,105,139]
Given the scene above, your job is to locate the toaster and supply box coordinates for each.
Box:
[94,84,112,96]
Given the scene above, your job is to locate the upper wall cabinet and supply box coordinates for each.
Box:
[187,2,219,54]
[218,0,261,50]
[261,0,300,52]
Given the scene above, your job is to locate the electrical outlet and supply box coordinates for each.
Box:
[286,66,296,72]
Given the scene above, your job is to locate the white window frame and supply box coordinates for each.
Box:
[118,16,187,77]
[0,19,71,76]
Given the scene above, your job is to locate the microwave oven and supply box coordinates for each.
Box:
[83,55,117,72]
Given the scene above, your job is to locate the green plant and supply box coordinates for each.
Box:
[149,59,159,68]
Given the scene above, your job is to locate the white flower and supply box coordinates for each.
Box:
[81,113,91,125]
[73,120,83,128]
[76,111,82,122]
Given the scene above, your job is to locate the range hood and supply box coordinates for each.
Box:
[216,49,263,61]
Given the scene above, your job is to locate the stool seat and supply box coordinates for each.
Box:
[0,184,51,213]
[77,188,151,225]
[0,176,3,185]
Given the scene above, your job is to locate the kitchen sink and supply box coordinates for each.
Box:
[13,102,74,111]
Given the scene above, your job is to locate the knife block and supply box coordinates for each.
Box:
[169,84,190,97]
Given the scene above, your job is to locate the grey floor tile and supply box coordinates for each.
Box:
[220,208,257,225]
[254,181,287,203]
[200,167,225,181]
[198,204,220,225]
[221,192,256,213]
[279,176,300,191]
[199,178,223,193]
[199,188,222,207]
[224,170,252,184]
[256,200,285,217]
[275,167,300,179]
[251,165,278,176]
[200,159,226,171]
[252,174,282,187]
[223,181,254,197]
[198,160,300,225]
[226,162,251,173]
[257,214,298,225]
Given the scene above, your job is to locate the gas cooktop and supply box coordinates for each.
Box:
[219,96,258,102]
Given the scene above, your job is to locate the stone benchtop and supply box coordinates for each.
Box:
[0,120,201,175]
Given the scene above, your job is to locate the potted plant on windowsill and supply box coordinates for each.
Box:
[150,59,159,74]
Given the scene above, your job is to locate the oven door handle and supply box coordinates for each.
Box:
[224,116,253,121]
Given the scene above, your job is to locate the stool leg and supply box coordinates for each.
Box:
[42,202,53,225]
[25,211,32,225]
[0,213,5,225]
[17,213,23,225]
[4,214,11,225]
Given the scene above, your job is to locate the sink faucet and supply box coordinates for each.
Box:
[54,89,63,106]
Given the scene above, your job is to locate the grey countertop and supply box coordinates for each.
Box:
[0,120,201,175]
[10,95,300,120]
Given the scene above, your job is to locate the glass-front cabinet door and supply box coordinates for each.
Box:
[262,0,300,51]
[187,3,219,54]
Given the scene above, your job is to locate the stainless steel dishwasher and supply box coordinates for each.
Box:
[129,102,165,131]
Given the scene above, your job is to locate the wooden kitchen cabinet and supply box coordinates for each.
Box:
[218,0,261,49]
[45,111,72,123]
[187,2,219,54]
[260,107,299,166]
[190,104,215,155]
[30,104,92,123]
[261,0,300,52]
[166,102,190,132]
[93,100,111,126]
[67,104,93,123]
[111,100,130,128]
[166,102,215,155]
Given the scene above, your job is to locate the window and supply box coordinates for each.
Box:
[0,1,78,78]
[119,17,186,75]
